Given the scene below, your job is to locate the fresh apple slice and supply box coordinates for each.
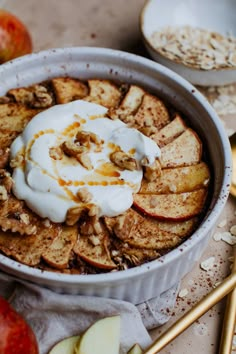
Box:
[51,77,88,104]
[74,316,120,354]
[127,343,143,354]
[86,79,122,108]
[139,162,210,194]
[48,335,80,354]
[160,128,202,168]
[134,93,170,129]
[73,222,116,269]
[133,189,207,221]
[151,113,186,147]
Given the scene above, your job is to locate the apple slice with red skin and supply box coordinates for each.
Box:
[139,162,210,195]
[0,9,32,63]
[133,189,207,221]
[160,128,202,168]
[111,208,197,249]
[0,296,39,354]
[151,113,187,147]
[73,221,116,270]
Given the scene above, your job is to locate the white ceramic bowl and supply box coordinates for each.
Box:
[140,0,236,86]
[0,47,231,304]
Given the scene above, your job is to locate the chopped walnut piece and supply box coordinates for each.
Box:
[88,235,101,246]
[77,152,93,170]
[139,126,157,137]
[61,140,86,157]
[0,148,10,169]
[115,214,126,230]
[0,170,13,193]
[88,204,101,217]
[19,213,30,225]
[77,188,92,203]
[49,146,63,160]
[0,186,7,201]
[91,216,103,235]
[75,130,102,147]
[110,151,138,171]
[66,206,85,225]
[10,153,24,169]
[144,159,162,181]
[32,85,53,108]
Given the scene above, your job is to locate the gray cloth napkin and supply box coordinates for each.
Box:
[0,271,179,354]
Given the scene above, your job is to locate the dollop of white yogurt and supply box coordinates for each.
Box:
[10,100,160,222]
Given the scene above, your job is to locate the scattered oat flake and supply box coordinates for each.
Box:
[230,225,236,236]
[178,288,189,298]
[218,219,227,228]
[213,232,222,242]
[213,281,222,288]
[221,231,236,245]
[200,256,215,271]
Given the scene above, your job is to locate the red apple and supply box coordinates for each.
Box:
[0,296,39,354]
[0,9,32,63]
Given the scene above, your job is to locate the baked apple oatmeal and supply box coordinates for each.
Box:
[0,77,211,274]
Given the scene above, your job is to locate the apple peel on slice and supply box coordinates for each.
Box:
[151,113,186,147]
[112,208,196,249]
[160,128,202,168]
[74,224,116,270]
[74,316,120,354]
[48,335,80,354]
[133,189,207,221]
[139,162,210,195]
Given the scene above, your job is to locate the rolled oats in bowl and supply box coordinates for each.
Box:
[140,0,236,86]
[149,26,236,71]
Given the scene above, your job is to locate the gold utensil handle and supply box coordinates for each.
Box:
[143,272,236,354]
[219,247,236,354]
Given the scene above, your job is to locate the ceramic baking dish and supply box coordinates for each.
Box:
[0,47,231,304]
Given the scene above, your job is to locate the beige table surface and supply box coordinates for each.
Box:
[4,0,236,353]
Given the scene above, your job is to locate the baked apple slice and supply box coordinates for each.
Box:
[0,103,41,133]
[42,225,78,269]
[51,77,88,104]
[73,220,116,270]
[151,113,187,147]
[134,93,170,129]
[133,189,207,221]
[160,128,202,168]
[7,84,53,108]
[139,162,210,194]
[109,85,145,122]
[85,79,122,108]
[111,238,159,265]
[0,224,60,266]
[112,209,196,249]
